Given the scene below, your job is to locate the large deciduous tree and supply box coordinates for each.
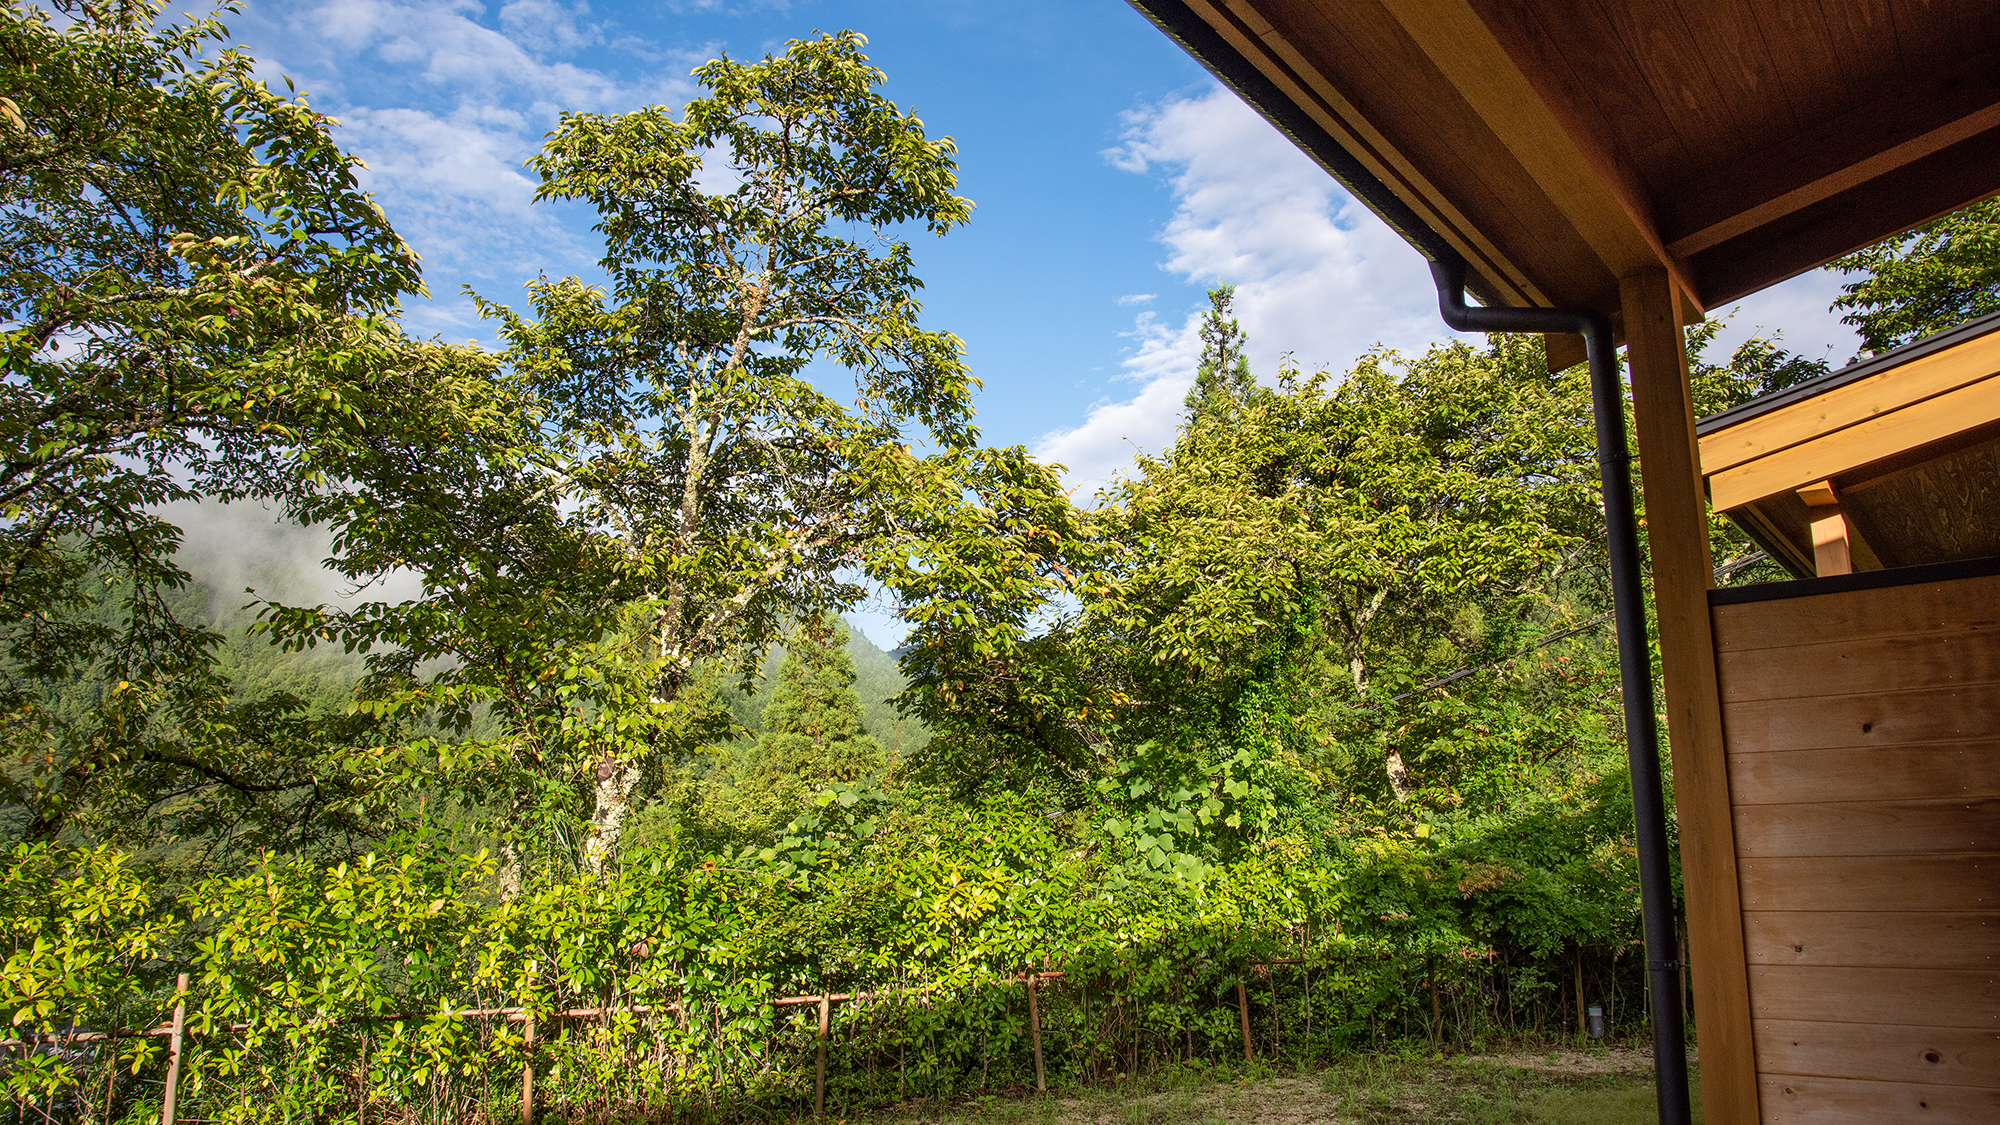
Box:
[0,0,487,847]
[289,32,984,867]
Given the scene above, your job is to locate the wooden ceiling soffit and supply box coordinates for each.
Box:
[1663,43,2000,306]
[1138,1,1700,325]
[1372,0,1692,298]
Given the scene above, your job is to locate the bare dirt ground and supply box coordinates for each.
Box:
[870,1045,1681,1125]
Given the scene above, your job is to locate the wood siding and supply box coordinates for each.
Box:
[1713,572,2000,1124]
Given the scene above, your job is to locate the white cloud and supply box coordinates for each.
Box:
[1703,268,1864,369]
[500,0,604,55]
[1115,293,1156,306]
[1036,85,1447,493]
[243,1,703,339]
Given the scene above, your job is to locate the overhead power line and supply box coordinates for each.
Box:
[1363,551,1769,711]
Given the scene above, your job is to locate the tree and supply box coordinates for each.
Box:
[1183,284,1256,417]
[1098,329,1606,791]
[706,614,885,835]
[1831,197,2000,351]
[0,0,485,849]
[286,31,981,867]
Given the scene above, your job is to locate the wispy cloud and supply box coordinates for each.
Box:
[1035,85,1446,494]
[1115,292,1156,306]
[237,0,704,339]
[499,0,605,55]
[1705,268,1861,368]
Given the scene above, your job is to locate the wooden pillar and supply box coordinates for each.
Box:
[1620,268,1759,1125]
[1797,481,1853,576]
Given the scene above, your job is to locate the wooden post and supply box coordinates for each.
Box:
[1235,980,1252,1061]
[1026,976,1046,1093]
[1427,961,1442,1047]
[1797,481,1853,575]
[103,1035,120,1125]
[815,992,830,1117]
[1621,267,1759,1125]
[521,1013,536,1125]
[161,972,188,1125]
[1573,947,1586,1036]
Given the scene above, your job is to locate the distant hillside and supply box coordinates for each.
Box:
[721,625,927,761]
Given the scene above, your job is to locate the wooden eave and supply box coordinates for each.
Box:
[1697,312,2000,577]
[1130,0,2000,332]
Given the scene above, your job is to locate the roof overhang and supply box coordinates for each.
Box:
[1698,312,2000,576]
[1130,0,2000,348]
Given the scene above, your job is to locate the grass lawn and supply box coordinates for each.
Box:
[861,1045,1697,1125]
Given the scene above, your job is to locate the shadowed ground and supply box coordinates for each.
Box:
[863,1045,1697,1125]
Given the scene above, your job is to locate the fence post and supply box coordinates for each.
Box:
[1027,976,1046,1093]
[162,972,189,1125]
[103,1040,118,1125]
[815,993,831,1116]
[521,1013,536,1125]
[1427,961,1442,1047]
[1236,979,1252,1061]
[1574,947,1586,1036]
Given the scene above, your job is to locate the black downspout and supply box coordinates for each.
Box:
[1431,252,1691,1125]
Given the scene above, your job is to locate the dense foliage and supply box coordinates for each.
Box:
[1832,197,2000,352]
[1,4,1959,1122]
[0,0,492,863]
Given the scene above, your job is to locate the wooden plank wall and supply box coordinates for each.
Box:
[1713,572,2000,1124]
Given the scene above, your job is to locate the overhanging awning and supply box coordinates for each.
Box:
[1130,0,2000,338]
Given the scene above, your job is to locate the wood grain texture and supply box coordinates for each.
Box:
[1753,1018,2000,1088]
[1844,434,2000,571]
[1374,0,1664,279]
[1744,911,1998,970]
[1710,373,2000,511]
[1729,744,2000,805]
[1714,629,2000,704]
[1749,965,2000,1029]
[1696,324,2000,476]
[1733,798,2000,859]
[1621,267,1759,1125]
[1710,572,2000,654]
[1738,854,1995,914]
[1721,686,2000,753]
[1230,0,1548,305]
[1686,123,2000,310]
[1758,1073,2000,1125]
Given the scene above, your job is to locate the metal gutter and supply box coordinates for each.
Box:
[1124,6,1695,1123]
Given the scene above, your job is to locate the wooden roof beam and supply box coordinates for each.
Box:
[1667,104,2000,261]
[1375,0,1701,313]
[1172,0,1545,309]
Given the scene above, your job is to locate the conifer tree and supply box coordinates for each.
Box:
[751,614,885,793]
[1183,285,1257,418]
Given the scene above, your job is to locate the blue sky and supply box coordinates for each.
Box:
[203,0,1866,644]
